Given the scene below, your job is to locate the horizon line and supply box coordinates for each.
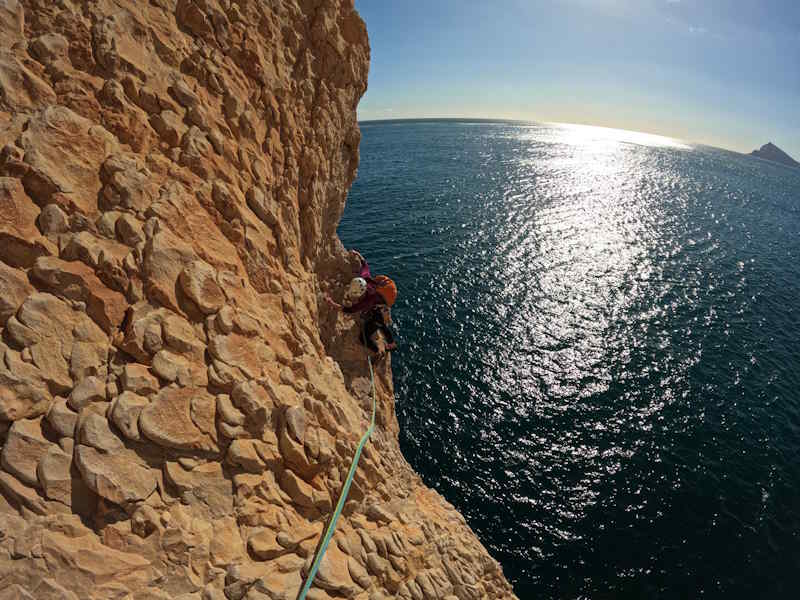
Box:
[356,117,759,156]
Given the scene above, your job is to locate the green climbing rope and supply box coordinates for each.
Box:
[296,352,377,599]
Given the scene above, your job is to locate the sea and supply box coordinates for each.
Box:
[337,119,800,599]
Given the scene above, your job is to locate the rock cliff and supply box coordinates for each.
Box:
[0,1,517,599]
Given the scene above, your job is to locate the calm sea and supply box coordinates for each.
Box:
[337,120,800,599]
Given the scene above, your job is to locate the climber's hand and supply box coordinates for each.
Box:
[324,295,341,310]
[349,249,365,263]
[385,343,397,351]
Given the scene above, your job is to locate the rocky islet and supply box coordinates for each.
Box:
[750,142,800,169]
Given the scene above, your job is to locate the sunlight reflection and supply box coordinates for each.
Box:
[521,126,659,402]
[473,121,698,519]
[550,122,693,150]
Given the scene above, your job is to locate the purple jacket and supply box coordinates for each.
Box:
[343,259,383,314]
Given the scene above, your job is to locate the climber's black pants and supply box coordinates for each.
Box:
[360,313,394,352]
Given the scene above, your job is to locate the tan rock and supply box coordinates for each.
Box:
[74,444,156,504]
[1,417,52,487]
[278,426,312,477]
[109,391,149,440]
[246,186,280,227]
[58,437,74,454]
[140,386,216,451]
[248,528,286,561]
[70,341,110,382]
[0,585,35,600]
[278,469,315,508]
[59,231,129,273]
[366,552,390,577]
[169,79,198,108]
[147,181,242,273]
[20,105,115,214]
[190,390,217,442]
[208,358,245,391]
[131,504,161,538]
[0,352,52,421]
[151,348,191,384]
[217,393,245,426]
[29,341,73,393]
[366,503,395,524]
[284,405,306,443]
[209,516,246,566]
[118,301,165,361]
[0,1,24,48]
[255,432,282,466]
[179,259,225,314]
[31,255,127,334]
[68,375,106,410]
[155,352,208,391]
[120,363,159,395]
[0,177,52,267]
[312,543,358,597]
[37,445,93,511]
[38,203,70,235]
[142,229,196,313]
[115,212,145,245]
[101,153,159,212]
[30,33,69,65]
[208,331,275,379]
[230,380,273,419]
[46,398,78,438]
[32,578,80,600]
[0,50,56,112]
[348,556,372,589]
[0,470,48,515]
[77,412,124,453]
[178,126,212,176]
[0,260,34,325]
[162,312,204,354]
[40,529,152,590]
[227,439,267,473]
[162,461,233,518]
[219,421,247,440]
[96,210,122,237]
[13,293,108,392]
[150,110,187,147]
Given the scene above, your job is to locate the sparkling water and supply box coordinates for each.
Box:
[338,120,800,599]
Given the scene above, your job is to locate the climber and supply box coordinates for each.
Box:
[325,250,397,358]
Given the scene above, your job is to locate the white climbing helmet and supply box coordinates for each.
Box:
[347,277,367,301]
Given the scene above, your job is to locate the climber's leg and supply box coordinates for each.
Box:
[360,317,381,352]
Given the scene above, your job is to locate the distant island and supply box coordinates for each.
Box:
[750,142,800,169]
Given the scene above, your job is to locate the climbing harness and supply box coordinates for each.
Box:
[296,339,377,599]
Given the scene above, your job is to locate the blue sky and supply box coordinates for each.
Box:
[354,0,800,157]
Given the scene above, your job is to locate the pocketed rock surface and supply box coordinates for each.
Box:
[0,1,517,598]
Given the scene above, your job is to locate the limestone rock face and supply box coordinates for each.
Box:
[0,1,517,599]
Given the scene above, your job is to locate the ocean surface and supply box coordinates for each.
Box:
[337,119,800,599]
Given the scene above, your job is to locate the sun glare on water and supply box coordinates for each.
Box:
[551,122,693,150]
[492,120,691,414]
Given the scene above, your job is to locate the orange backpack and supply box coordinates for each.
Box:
[373,275,397,307]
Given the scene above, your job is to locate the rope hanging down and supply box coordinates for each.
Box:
[296,350,377,599]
